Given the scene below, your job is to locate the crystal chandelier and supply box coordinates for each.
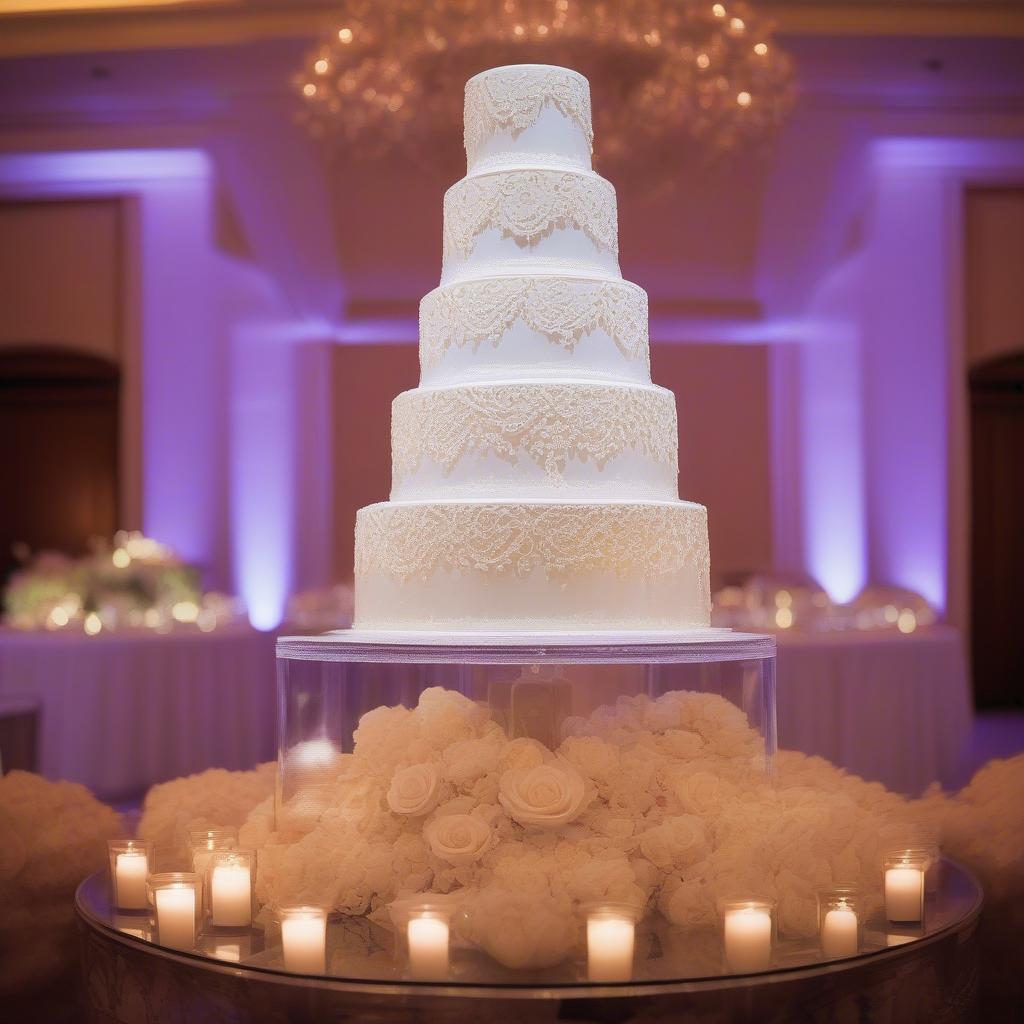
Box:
[297,0,795,170]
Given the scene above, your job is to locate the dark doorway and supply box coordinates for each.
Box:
[970,352,1024,708]
[0,347,120,585]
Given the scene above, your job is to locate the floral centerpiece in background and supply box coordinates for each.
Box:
[3,531,241,634]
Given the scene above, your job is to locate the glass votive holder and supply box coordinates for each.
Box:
[278,905,328,975]
[189,827,239,875]
[388,899,454,981]
[582,902,640,983]
[148,872,200,952]
[205,849,256,929]
[718,897,775,974]
[911,830,942,895]
[189,827,239,917]
[816,886,861,959]
[107,839,154,911]
[884,852,926,924]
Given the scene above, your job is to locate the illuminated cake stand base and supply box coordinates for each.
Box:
[76,859,981,1024]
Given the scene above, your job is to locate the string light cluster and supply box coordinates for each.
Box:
[297,0,794,167]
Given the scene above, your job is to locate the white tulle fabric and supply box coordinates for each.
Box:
[391,382,676,483]
[355,501,708,585]
[442,170,617,262]
[419,277,649,371]
[464,65,593,168]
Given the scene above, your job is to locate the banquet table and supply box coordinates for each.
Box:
[775,626,973,795]
[0,625,278,799]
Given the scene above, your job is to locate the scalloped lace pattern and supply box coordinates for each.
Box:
[464,67,593,167]
[392,383,676,483]
[443,170,617,263]
[420,277,649,370]
[356,502,709,589]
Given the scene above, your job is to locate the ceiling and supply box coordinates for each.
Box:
[1,2,1022,334]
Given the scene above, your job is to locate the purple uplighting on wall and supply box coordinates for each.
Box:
[229,334,297,631]
[799,319,867,605]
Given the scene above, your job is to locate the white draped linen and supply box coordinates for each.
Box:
[775,626,973,795]
[0,625,277,799]
[0,622,972,800]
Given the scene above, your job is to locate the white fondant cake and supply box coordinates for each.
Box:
[354,64,711,631]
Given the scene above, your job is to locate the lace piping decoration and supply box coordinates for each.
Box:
[392,383,676,482]
[420,277,649,371]
[443,170,617,261]
[464,67,593,166]
[356,502,709,590]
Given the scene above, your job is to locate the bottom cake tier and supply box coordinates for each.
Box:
[353,499,710,630]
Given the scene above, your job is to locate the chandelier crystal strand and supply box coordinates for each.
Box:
[296,1,794,167]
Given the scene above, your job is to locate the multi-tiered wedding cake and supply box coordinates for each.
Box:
[354,64,710,632]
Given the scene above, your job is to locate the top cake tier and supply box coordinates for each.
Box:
[464,64,593,176]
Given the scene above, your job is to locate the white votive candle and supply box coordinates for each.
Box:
[885,863,924,923]
[211,861,252,927]
[155,886,196,951]
[724,907,772,973]
[407,915,449,980]
[282,912,327,974]
[115,851,149,910]
[821,906,859,958]
[587,914,635,982]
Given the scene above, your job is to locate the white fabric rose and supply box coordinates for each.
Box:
[672,768,736,816]
[639,814,708,869]
[424,813,495,865]
[498,761,592,830]
[387,764,441,817]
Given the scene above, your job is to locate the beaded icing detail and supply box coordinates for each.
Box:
[419,276,649,370]
[355,501,709,592]
[464,66,593,167]
[442,170,617,263]
[392,383,676,483]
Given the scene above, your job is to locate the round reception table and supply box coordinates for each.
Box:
[0,625,277,798]
[774,626,973,794]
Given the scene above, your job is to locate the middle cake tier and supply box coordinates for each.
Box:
[441,166,620,285]
[390,379,679,501]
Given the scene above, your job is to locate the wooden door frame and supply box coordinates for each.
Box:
[0,191,142,534]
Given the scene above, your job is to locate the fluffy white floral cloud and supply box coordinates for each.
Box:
[130,685,1024,980]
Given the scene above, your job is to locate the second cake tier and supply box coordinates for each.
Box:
[390,380,678,501]
[354,499,710,631]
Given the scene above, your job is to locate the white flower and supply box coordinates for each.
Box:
[387,764,441,817]
[424,814,495,865]
[498,761,593,830]
[671,768,736,816]
[639,814,707,869]
[464,889,577,969]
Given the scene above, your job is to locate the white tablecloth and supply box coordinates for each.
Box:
[0,626,277,799]
[775,626,973,795]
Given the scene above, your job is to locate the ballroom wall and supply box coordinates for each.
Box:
[330,342,773,584]
[1,15,1022,635]
[0,198,122,361]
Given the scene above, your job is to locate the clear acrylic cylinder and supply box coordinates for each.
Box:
[275,632,776,825]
